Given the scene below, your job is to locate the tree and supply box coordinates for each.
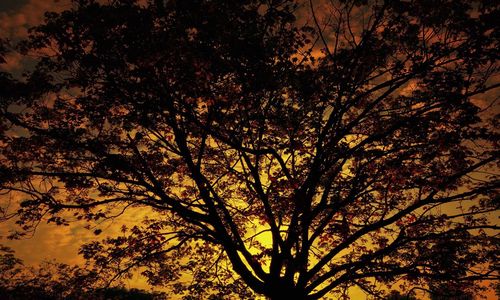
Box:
[429,290,474,300]
[0,244,165,300]
[0,0,499,299]
[385,290,417,300]
[0,243,95,299]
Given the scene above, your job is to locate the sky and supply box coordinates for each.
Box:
[0,0,154,292]
[0,0,70,261]
[0,0,27,12]
[0,1,498,299]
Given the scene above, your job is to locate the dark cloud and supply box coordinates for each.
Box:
[0,0,30,13]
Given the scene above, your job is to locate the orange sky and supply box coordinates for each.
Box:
[0,1,498,299]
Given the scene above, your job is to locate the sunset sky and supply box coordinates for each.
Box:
[0,0,152,292]
[0,1,498,299]
[0,0,74,261]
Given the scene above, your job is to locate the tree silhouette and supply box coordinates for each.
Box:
[0,0,499,299]
[385,290,417,300]
[429,291,473,300]
[0,244,165,299]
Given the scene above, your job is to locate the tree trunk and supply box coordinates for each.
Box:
[266,285,308,300]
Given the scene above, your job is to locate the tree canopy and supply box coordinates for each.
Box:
[0,244,164,300]
[0,0,499,299]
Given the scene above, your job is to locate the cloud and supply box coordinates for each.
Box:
[1,51,23,71]
[0,1,29,13]
[0,0,70,73]
[0,0,69,40]
[0,192,154,268]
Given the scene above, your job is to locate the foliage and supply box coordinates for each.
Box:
[385,290,417,300]
[0,0,499,299]
[0,244,164,299]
